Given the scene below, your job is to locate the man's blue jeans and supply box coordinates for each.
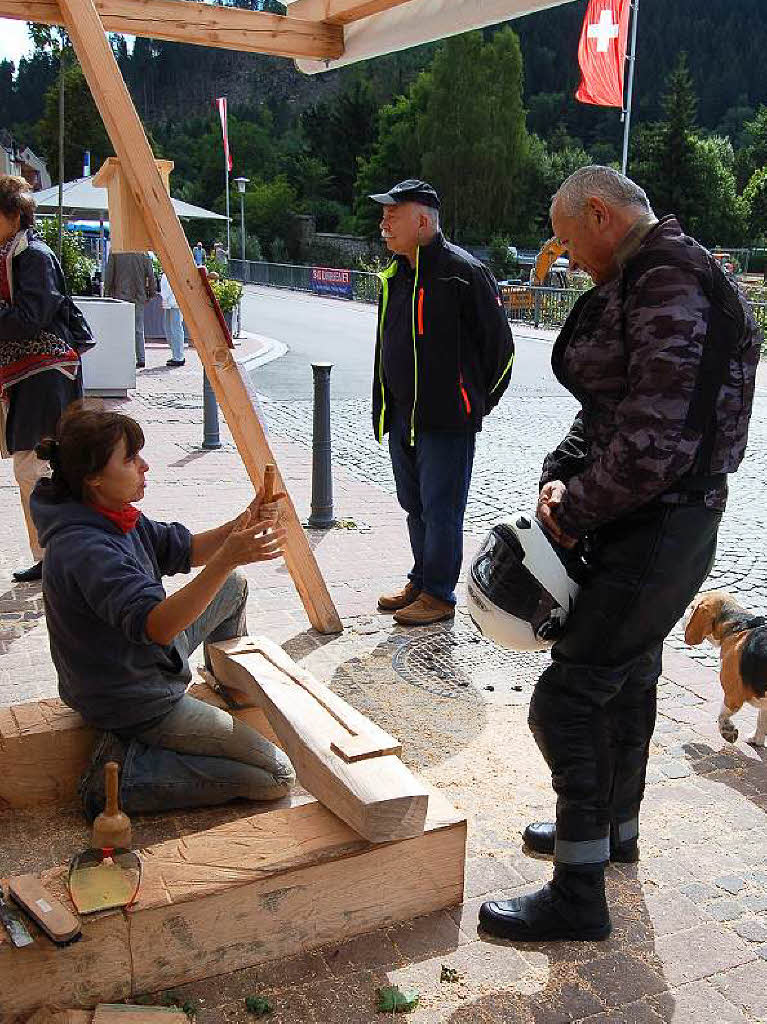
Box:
[388,412,475,605]
[164,307,185,362]
[79,571,296,818]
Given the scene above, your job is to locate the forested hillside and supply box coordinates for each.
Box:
[2,0,767,257]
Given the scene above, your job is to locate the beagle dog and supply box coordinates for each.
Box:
[685,591,767,747]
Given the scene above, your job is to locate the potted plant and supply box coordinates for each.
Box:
[209,276,244,334]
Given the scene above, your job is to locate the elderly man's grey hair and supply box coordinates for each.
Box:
[551,165,653,219]
[416,203,440,232]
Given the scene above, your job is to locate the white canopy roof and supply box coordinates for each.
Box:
[293,0,577,74]
[33,177,228,221]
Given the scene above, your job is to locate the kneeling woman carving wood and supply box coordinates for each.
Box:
[30,404,296,819]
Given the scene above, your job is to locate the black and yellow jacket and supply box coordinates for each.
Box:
[372,232,515,443]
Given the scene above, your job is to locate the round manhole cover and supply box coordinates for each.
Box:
[392,628,550,701]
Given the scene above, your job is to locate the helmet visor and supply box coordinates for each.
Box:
[471,525,566,641]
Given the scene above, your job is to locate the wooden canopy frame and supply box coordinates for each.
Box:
[0,0,421,633]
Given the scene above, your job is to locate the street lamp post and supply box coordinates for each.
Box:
[233,176,249,340]
[233,176,249,267]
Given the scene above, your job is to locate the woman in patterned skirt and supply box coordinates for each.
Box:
[0,174,93,581]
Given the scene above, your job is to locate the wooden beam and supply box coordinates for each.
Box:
[221,636,402,762]
[56,0,342,634]
[0,685,275,809]
[208,637,429,842]
[288,0,416,26]
[0,0,344,60]
[1,795,465,1016]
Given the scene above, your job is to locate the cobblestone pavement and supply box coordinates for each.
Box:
[253,370,767,667]
[2,330,767,1023]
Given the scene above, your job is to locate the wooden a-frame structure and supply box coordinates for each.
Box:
[0,0,573,635]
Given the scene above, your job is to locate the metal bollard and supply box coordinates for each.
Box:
[308,362,335,528]
[202,370,222,450]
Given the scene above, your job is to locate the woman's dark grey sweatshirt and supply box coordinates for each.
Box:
[31,481,193,731]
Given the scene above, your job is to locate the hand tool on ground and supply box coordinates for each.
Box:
[91,761,132,850]
[0,885,34,947]
[68,762,142,914]
[8,874,81,945]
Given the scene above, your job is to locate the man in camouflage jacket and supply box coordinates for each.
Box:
[480,166,761,944]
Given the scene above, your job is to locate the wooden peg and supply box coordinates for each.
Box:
[263,464,276,503]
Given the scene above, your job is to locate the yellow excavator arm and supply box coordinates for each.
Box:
[532,237,568,286]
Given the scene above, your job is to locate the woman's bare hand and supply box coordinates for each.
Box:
[242,484,287,528]
[218,519,287,569]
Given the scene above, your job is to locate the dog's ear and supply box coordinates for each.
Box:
[685,594,721,645]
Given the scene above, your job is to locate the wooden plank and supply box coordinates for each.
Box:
[1,0,344,59]
[94,1006,187,1022]
[288,0,416,26]
[208,640,428,842]
[56,0,342,635]
[220,636,402,761]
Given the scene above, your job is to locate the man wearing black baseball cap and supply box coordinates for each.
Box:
[370,179,515,625]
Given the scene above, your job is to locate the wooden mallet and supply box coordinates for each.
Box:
[91,761,132,851]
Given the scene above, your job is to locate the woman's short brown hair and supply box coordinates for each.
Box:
[0,174,36,230]
[36,402,145,502]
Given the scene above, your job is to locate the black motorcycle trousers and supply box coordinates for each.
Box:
[528,501,721,870]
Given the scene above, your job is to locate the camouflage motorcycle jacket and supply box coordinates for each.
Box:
[542,216,761,537]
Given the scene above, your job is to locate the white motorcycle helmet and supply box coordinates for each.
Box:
[467,515,581,651]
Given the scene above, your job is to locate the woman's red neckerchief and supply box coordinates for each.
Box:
[90,503,141,533]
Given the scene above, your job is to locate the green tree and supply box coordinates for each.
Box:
[301,78,378,205]
[420,29,530,240]
[39,61,112,182]
[629,55,746,244]
[744,166,767,241]
[243,176,298,254]
[655,52,700,226]
[735,105,767,189]
[354,78,430,235]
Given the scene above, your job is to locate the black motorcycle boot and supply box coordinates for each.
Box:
[479,864,611,942]
[523,822,639,863]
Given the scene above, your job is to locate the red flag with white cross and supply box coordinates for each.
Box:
[575,0,631,108]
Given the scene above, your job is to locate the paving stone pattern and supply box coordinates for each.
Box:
[1,338,767,1022]
[255,375,767,668]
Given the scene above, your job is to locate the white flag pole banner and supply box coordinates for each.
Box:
[294,0,578,74]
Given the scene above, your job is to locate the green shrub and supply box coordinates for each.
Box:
[210,276,243,314]
[36,217,96,295]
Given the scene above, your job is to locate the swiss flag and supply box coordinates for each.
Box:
[575,0,631,108]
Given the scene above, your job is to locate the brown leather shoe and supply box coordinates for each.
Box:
[378,581,421,612]
[393,593,455,626]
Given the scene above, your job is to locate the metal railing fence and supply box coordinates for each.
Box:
[227,259,767,346]
[228,259,379,304]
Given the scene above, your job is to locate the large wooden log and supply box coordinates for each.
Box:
[56,0,342,635]
[0,0,344,59]
[0,699,95,810]
[208,637,429,843]
[0,685,274,810]
[0,794,466,1016]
